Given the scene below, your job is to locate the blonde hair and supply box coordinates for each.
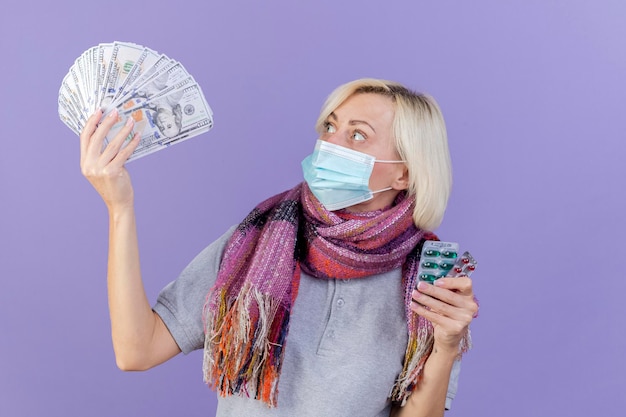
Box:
[315,78,452,231]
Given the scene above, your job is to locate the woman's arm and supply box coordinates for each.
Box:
[390,347,456,417]
[80,110,181,371]
[391,277,478,417]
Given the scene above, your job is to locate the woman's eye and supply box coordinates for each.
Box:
[324,122,336,133]
[352,131,366,141]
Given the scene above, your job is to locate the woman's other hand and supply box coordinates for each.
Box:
[411,277,478,354]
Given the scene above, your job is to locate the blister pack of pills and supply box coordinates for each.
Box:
[417,240,477,284]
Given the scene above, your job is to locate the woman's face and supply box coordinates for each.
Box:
[319,93,408,212]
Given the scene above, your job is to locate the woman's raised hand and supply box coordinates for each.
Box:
[411,277,478,354]
[79,109,141,211]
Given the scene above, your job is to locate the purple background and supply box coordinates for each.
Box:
[1,1,624,416]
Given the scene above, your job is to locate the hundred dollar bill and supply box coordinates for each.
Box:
[110,45,160,105]
[115,54,173,104]
[58,98,81,135]
[129,116,213,160]
[73,48,91,114]
[110,62,191,114]
[100,42,121,107]
[95,43,114,110]
[87,46,100,113]
[58,90,82,126]
[132,62,190,99]
[102,83,213,161]
[72,54,87,110]
[131,84,213,159]
[100,42,147,111]
[115,75,196,114]
[59,74,87,126]
[59,42,213,160]
[69,66,89,116]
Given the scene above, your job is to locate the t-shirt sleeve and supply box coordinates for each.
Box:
[445,359,462,410]
[153,226,236,354]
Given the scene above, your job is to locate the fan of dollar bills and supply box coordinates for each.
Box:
[58,41,214,161]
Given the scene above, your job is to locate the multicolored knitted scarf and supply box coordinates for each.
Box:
[202,182,470,407]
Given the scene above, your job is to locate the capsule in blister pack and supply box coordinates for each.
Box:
[417,241,477,284]
[417,241,459,284]
[446,251,477,278]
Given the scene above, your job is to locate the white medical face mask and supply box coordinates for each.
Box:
[301,140,405,211]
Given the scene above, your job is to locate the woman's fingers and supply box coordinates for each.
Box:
[77,108,139,211]
[412,289,473,325]
[113,132,141,165]
[411,279,478,324]
[84,109,121,162]
[80,108,141,173]
[410,302,468,335]
[433,276,473,294]
[100,116,137,166]
[79,109,103,164]
[435,277,479,318]
[432,278,477,312]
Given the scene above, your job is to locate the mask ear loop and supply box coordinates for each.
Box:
[370,186,393,194]
[369,159,406,194]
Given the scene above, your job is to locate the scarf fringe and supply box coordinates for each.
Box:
[389,316,473,405]
[203,282,289,408]
[201,184,474,407]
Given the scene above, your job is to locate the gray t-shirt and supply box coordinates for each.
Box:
[154,227,461,416]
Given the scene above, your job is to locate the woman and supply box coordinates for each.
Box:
[79,78,478,417]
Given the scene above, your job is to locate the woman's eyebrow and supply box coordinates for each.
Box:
[349,120,376,133]
[328,112,376,133]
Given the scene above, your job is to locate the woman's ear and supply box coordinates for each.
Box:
[391,165,409,190]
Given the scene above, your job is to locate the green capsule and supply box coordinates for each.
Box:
[424,249,440,257]
[441,250,458,259]
[439,262,454,270]
[422,261,439,269]
[419,274,437,283]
